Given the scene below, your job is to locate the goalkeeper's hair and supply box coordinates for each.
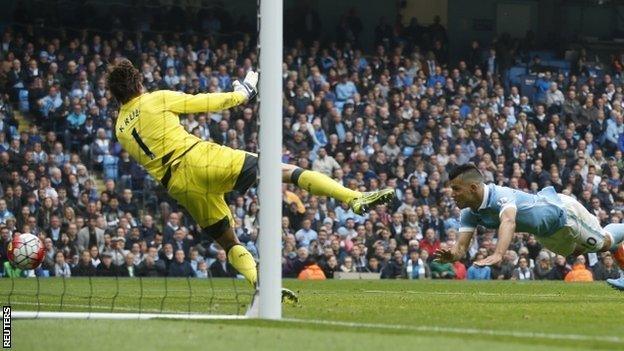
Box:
[448,163,484,184]
[107,58,141,104]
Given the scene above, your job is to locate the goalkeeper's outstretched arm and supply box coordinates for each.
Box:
[166,71,258,114]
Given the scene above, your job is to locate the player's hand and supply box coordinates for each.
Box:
[233,70,258,101]
[474,253,502,266]
[434,248,458,263]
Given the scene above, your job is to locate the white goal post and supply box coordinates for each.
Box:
[257,0,283,320]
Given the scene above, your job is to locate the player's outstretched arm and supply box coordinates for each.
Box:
[475,207,517,266]
[434,230,474,263]
[166,71,258,114]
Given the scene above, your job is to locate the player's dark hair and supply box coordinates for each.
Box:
[107,59,142,104]
[448,163,483,183]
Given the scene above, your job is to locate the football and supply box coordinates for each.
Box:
[7,233,46,270]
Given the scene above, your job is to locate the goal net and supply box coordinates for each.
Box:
[2,276,253,320]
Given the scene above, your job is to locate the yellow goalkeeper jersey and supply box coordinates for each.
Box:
[115,90,247,183]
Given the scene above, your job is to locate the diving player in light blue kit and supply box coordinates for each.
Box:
[434,163,624,290]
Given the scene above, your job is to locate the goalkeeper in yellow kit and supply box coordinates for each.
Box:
[107,59,394,289]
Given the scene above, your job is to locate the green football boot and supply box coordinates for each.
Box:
[350,188,396,215]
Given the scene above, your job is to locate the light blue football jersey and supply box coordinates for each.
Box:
[459,184,567,238]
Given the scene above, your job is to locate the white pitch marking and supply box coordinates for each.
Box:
[280,318,623,343]
[12,311,246,320]
[361,290,561,297]
[333,289,619,300]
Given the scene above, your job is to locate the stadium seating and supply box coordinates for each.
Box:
[0,2,622,285]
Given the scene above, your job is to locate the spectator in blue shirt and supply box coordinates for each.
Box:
[467,253,492,280]
[38,86,62,118]
[444,207,461,231]
[335,74,358,110]
[67,103,86,130]
[605,111,624,151]
[534,73,551,104]
[0,199,13,225]
[295,219,318,249]
[320,49,337,72]
[333,200,354,224]
[216,65,231,91]
[313,118,328,147]
[427,66,445,87]
[394,67,413,88]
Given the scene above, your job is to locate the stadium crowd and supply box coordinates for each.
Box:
[1,3,624,283]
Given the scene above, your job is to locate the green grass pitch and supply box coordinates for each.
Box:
[1,278,623,351]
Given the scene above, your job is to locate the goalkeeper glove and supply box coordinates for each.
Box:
[233,70,258,101]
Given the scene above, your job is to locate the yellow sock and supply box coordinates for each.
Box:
[297,170,361,203]
[227,245,257,286]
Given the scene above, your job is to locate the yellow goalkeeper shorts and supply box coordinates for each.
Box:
[165,141,258,229]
